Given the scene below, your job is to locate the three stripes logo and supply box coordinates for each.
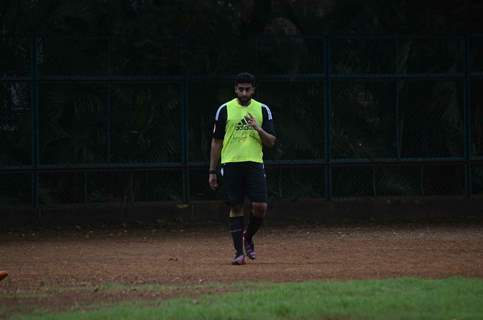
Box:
[235,118,252,131]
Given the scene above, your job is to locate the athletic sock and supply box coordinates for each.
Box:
[245,215,263,240]
[229,216,244,256]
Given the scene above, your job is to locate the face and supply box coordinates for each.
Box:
[235,83,255,105]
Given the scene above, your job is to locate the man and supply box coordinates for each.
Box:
[209,72,276,265]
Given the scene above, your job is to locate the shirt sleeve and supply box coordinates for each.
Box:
[261,104,275,135]
[212,104,227,139]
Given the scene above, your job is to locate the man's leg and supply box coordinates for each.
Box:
[245,163,268,260]
[229,206,245,265]
[244,202,266,259]
[222,163,246,265]
[246,202,266,237]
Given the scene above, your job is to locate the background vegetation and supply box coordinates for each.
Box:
[0,0,482,205]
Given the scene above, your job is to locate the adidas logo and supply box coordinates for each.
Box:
[235,118,252,131]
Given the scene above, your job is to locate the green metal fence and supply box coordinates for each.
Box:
[1,34,483,208]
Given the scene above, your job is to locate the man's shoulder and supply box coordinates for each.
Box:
[224,98,239,107]
[259,102,273,120]
[251,99,270,110]
[215,102,229,120]
[251,98,265,105]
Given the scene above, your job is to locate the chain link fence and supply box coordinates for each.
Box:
[1,34,482,208]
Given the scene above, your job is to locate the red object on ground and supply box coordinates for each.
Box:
[0,271,8,282]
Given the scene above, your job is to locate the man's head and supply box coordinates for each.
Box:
[234,72,256,105]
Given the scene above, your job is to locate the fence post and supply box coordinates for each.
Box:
[324,34,332,200]
[180,75,190,203]
[106,36,112,163]
[31,34,40,210]
[464,34,472,197]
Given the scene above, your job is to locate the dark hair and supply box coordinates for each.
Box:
[234,72,256,86]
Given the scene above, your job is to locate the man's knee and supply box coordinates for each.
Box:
[251,202,267,218]
[229,205,244,218]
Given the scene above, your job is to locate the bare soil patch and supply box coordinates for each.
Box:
[1,224,482,318]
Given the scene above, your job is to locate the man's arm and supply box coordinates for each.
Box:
[255,126,276,147]
[209,105,227,190]
[209,138,223,172]
[209,138,223,190]
[245,113,277,148]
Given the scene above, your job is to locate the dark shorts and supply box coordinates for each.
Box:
[221,162,268,206]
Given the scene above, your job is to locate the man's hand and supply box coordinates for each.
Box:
[245,112,276,147]
[245,113,260,131]
[209,173,218,190]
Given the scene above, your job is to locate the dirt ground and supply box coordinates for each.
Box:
[1,223,483,317]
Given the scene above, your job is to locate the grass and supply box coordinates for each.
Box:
[11,277,483,320]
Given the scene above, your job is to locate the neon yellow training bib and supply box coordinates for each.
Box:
[221,98,264,164]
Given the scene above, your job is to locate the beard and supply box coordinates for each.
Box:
[237,95,252,105]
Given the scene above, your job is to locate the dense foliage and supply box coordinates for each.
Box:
[0,1,482,205]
